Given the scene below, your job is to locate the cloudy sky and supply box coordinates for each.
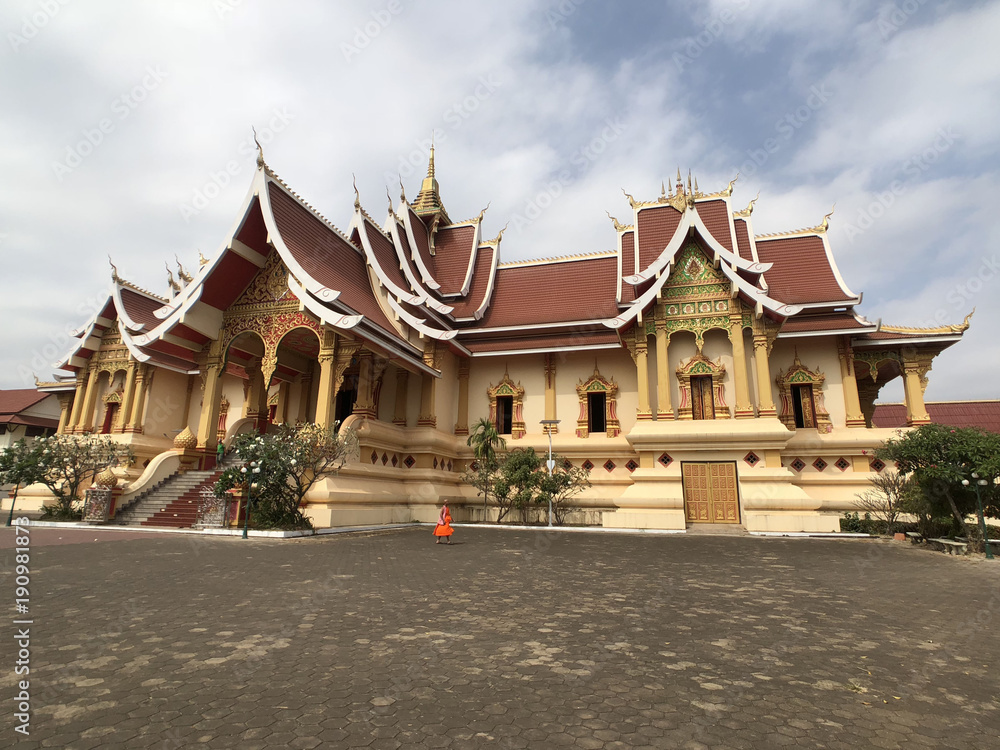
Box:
[2,0,998,402]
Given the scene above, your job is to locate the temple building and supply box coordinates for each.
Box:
[20,146,973,531]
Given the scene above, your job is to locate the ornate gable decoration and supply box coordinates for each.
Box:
[232,250,295,310]
[660,244,733,351]
[775,354,833,433]
[575,366,621,438]
[487,369,526,439]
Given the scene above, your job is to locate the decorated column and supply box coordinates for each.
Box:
[838,339,866,428]
[455,359,470,435]
[67,371,87,433]
[752,332,777,418]
[116,361,137,432]
[353,352,377,419]
[314,331,338,428]
[729,314,754,419]
[631,333,653,420]
[543,353,557,432]
[418,341,439,427]
[196,357,225,450]
[655,321,673,420]
[902,357,932,426]
[55,392,73,435]
[125,364,149,432]
[79,366,101,433]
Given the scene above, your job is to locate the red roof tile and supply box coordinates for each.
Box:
[268,184,402,341]
[448,247,494,319]
[366,218,411,295]
[0,389,49,416]
[478,256,620,328]
[407,205,433,278]
[755,235,855,305]
[432,225,477,295]
[696,200,734,251]
[119,288,164,329]
[636,205,682,271]
[780,312,872,334]
[621,231,636,303]
[873,401,1000,433]
[733,218,753,262]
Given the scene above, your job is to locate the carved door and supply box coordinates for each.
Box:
[683,461,740,524]
[691,376,715,420]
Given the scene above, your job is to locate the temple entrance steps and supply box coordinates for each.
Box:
[684,523,750,536]
[115,457,240,528]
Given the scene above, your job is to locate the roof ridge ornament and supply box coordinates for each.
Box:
[880,308,975,335]
[817,204,835,233]
[606,211,626,231]
[735,192,759,218]
[353,174,360,210]
[198,250,210,267]
[108,255,121,283]
[399,174,406,204]
[165,262,181,296]
[175,255,193,284]
[252,126,264,169]
[622,188,637,208]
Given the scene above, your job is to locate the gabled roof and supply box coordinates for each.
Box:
[755,232,860,307]
[0,389,49,417]
[873,401,1000,433]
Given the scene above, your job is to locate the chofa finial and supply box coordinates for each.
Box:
[252,126,264,168]
[353,174,360,210]
[108,255,120,282]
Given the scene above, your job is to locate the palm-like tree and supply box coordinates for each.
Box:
[467,418,506,510]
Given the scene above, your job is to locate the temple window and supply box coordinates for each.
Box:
[496,395,514,435]
[676,355,729,420]
[487,370,526,439]
[576,367,621,438]
[775,354,833,433]
[588,392,607,433]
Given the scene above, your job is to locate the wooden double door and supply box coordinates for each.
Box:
[682,461,740,524]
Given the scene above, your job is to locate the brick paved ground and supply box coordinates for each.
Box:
[2,525,999,749]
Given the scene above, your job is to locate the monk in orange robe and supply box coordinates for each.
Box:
[433,502,453,544]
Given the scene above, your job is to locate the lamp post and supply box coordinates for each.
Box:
[962,472,993,560]
[540,419,560,527]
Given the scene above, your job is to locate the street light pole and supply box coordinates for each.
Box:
[540,419,560,527]
[963,473,993,560]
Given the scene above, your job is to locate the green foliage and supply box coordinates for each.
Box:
[22,434,134,520]
[1,439,44,521]
[213,423,358,530]
[465,419,507,511]
[489,448,590,524]
[875,424,1000,550]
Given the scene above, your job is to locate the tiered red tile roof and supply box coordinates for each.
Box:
[872,402,1000,434]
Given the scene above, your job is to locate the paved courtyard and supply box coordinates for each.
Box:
[2,525,999,749]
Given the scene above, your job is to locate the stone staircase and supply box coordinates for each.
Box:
[115,458,240,529]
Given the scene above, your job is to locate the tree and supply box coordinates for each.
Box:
[465,418,507,511]
[492,447,542,523]
[27,434,134,520]
[537,454,591,525]
[875,424,1000,548]
[213,422,359,529]
[1,439,44,525]
[854,471,915,535]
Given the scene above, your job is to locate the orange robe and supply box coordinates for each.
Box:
[433,509,453,537]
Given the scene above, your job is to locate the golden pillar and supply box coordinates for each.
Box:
[196,358,225,449]
[633,334,653,421]
[275,381,290,424]
[55,393,73,435]
[314,332,338,428]
[67,371,87,433]
[116,362,137,432]
[902,357,932,426]
[126,364,149,433]
[655,321,673,420]
[838,339,866,428]
[79,366,101,433]
[353,352,376,419]
[752,333,777,418]
[542,353,557,432]
[729,315,754,419]
[393,369,409,426]
[455,359,470,435]
[418,341,438,427]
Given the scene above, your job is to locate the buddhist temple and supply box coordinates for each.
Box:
[20,147,972,531]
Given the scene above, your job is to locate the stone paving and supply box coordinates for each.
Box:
[2,524,999,749]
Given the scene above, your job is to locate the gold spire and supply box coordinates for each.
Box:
[412,143,450,225]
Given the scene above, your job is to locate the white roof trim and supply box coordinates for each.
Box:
[471,343,621,358]
[402,205,440,290]
[459,318,610,335]
[384,295,458,341]
[385,216,453,315]
[284,276,362,330]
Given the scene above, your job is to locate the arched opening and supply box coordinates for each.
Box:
[273,327,323,426]
[224,331,268,433]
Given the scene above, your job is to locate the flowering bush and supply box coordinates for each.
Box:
[213,423,358,529]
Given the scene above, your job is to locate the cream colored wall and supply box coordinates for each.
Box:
[667,331,696,412]
[770,338,847,428]
[142,368,190,439]
[435,350,458,431]
[406,365,422,426]
[219,374,246,433]
[548,349,638,436]
[467,353,546,435]
[377,366,398,423]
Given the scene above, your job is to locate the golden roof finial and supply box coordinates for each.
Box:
[676,167,683,195]
[724,173,739,196]
[386,185,394,214]
[961,307,976,331]
[622,188,637,208]
[352,174,360,210]
[694,176,700,196]
[198,250,210,267]
[606,211,626,231]
[736,192,760,218]
[476,202,491,223]
[398,175,406,204]
[687,170,693,196]
[819,204,836,232]
[252,126,264,169]
[175,255,192,285]
[165,263,180,295]
[660,180,666,199]
[427,137,436,179]
[108,255,120,283]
